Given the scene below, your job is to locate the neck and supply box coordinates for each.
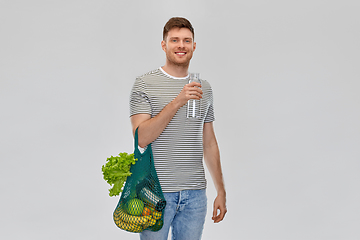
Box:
[161,62,189,78]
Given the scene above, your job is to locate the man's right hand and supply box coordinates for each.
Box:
[173,81,203,108]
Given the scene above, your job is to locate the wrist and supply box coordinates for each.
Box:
[217,189,226,197]
[170,97,184,110]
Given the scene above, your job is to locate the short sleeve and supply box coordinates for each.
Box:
[129,77,152,117]
[204,85,215,123]
[204,104,215,123]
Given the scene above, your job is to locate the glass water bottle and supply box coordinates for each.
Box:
[187,73,201,119]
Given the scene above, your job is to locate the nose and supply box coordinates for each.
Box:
[178,40,185,48]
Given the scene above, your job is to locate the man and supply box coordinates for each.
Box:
[129,17,226,240]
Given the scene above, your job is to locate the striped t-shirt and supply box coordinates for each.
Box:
[129,67,215,192]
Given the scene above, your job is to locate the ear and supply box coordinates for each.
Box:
[193,41,196,51]
[161,40,166,52]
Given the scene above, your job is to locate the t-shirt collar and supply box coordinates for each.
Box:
[159,67,189,80]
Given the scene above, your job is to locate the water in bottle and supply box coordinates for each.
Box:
[187,73,201,119]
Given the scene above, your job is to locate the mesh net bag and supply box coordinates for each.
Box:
[113,128,166,233]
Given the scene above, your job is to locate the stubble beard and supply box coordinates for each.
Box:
[166,52,192,68]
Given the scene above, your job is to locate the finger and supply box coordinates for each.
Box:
[187,82,202,88]
[188,81,201,86]
[217,209,226,223]
[190,87,203,96]
[184,84,202,91]
[187,90,203,99]
[212,207,227,223]
[212,212,223,223]
[219,207,227,221]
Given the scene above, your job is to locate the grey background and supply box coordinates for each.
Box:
[1,0,359,239]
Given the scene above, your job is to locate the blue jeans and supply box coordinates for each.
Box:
[140,189,207,240]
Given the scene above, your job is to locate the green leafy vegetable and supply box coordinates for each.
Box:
[102,152,138,197]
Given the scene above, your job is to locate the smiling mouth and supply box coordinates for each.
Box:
[175,52,186,56]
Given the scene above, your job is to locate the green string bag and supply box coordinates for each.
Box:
[113,128,166,233]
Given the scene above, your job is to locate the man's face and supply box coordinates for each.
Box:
[161,27,196,67]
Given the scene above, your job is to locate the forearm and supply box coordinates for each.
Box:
[203,127,226,196]
[132,99,182,148]
[204,143,226,196]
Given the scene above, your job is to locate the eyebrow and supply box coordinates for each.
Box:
[169,37,193,41]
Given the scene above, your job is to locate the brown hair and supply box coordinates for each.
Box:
[163,17,194,41]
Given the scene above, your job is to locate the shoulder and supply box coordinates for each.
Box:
[200,79,213,92]
[137,68,165,82]
[132,69,164,89]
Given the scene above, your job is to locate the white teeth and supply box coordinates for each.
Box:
[176,52,185,55]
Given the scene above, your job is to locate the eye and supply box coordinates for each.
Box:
[172,39,177,42]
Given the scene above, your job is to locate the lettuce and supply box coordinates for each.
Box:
[102,152,138,197]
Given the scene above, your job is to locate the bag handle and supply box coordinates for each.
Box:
[134,127,139,149]
[134,127,151,155]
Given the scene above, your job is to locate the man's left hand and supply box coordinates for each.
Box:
[212,194,227,223]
